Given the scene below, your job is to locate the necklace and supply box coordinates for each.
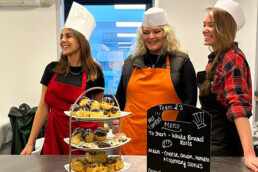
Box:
[148,54,160,68]
[69,70,82,75]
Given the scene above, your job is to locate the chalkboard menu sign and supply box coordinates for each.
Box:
[147,104,211,172]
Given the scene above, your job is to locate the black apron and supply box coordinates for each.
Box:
[197,71,243,156]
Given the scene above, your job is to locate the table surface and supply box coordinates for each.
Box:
[0,155,252,172]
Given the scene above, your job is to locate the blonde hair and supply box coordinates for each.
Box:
[133,24,186,58]
[53,28,103,82]
[200,7,237,96]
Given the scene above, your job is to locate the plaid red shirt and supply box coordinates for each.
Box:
[206,45,252,121]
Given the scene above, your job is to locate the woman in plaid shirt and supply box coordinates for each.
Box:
[197,0,258,171]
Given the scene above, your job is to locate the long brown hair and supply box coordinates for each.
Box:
[53,28,103,81]
[200,7,237,96]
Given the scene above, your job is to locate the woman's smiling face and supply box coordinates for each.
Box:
[202,11,217,51]
[142,26,164,55]
[60,28,80,56]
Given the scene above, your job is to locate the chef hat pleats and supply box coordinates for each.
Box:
[142,7,168,27]
[64,2,96,40]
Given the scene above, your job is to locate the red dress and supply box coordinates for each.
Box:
[43,71,99,155]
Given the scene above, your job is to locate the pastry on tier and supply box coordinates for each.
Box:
[77,107,90,117]
[86,151,108,163]
[95,141,111,148]
[71,157,90,172]
[94,127,107,141]
[87,100,101,110]
[106,157,124,171]
[70,104,81,116]
[79,97,91,107]
[108,106,121,117]
[86,162,108,172]
[90,108,105,118]
[100,97,114,110]
[104,123,109,132]
[103,110,109,118]
[71,127,85,145]
[82,128,94,143]
[113,133,127,142]
[82,142,98,149]
[70,105,90,117]
[70,156,124,172]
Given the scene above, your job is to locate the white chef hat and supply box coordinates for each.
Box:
[142,7,168,27]
[214,0,245,31]
[64,2,96,40]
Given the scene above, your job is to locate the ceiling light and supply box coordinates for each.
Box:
[116,22,142,27]
[114,4,146,9]
[117,33,137,37]
[118,42,133,45]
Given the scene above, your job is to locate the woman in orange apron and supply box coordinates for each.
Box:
[21,2,104,155]
[114,7,197,155]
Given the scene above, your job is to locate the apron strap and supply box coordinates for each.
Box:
[52,72,58,81]
[81,70,87,90]
[165,55,170,69]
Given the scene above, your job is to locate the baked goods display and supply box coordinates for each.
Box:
[67,127,130,150]
[69,97,125,119]
[66,87,131,172]
[70,153,124,172]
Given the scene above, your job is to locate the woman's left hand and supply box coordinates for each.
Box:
[245,155,258,171]
[234,117,258,171]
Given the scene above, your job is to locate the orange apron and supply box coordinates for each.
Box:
[121,56,182,155]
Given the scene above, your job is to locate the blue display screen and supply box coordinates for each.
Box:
[85,5,146,95]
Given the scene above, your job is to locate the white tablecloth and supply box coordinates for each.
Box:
[0,118,12,154]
